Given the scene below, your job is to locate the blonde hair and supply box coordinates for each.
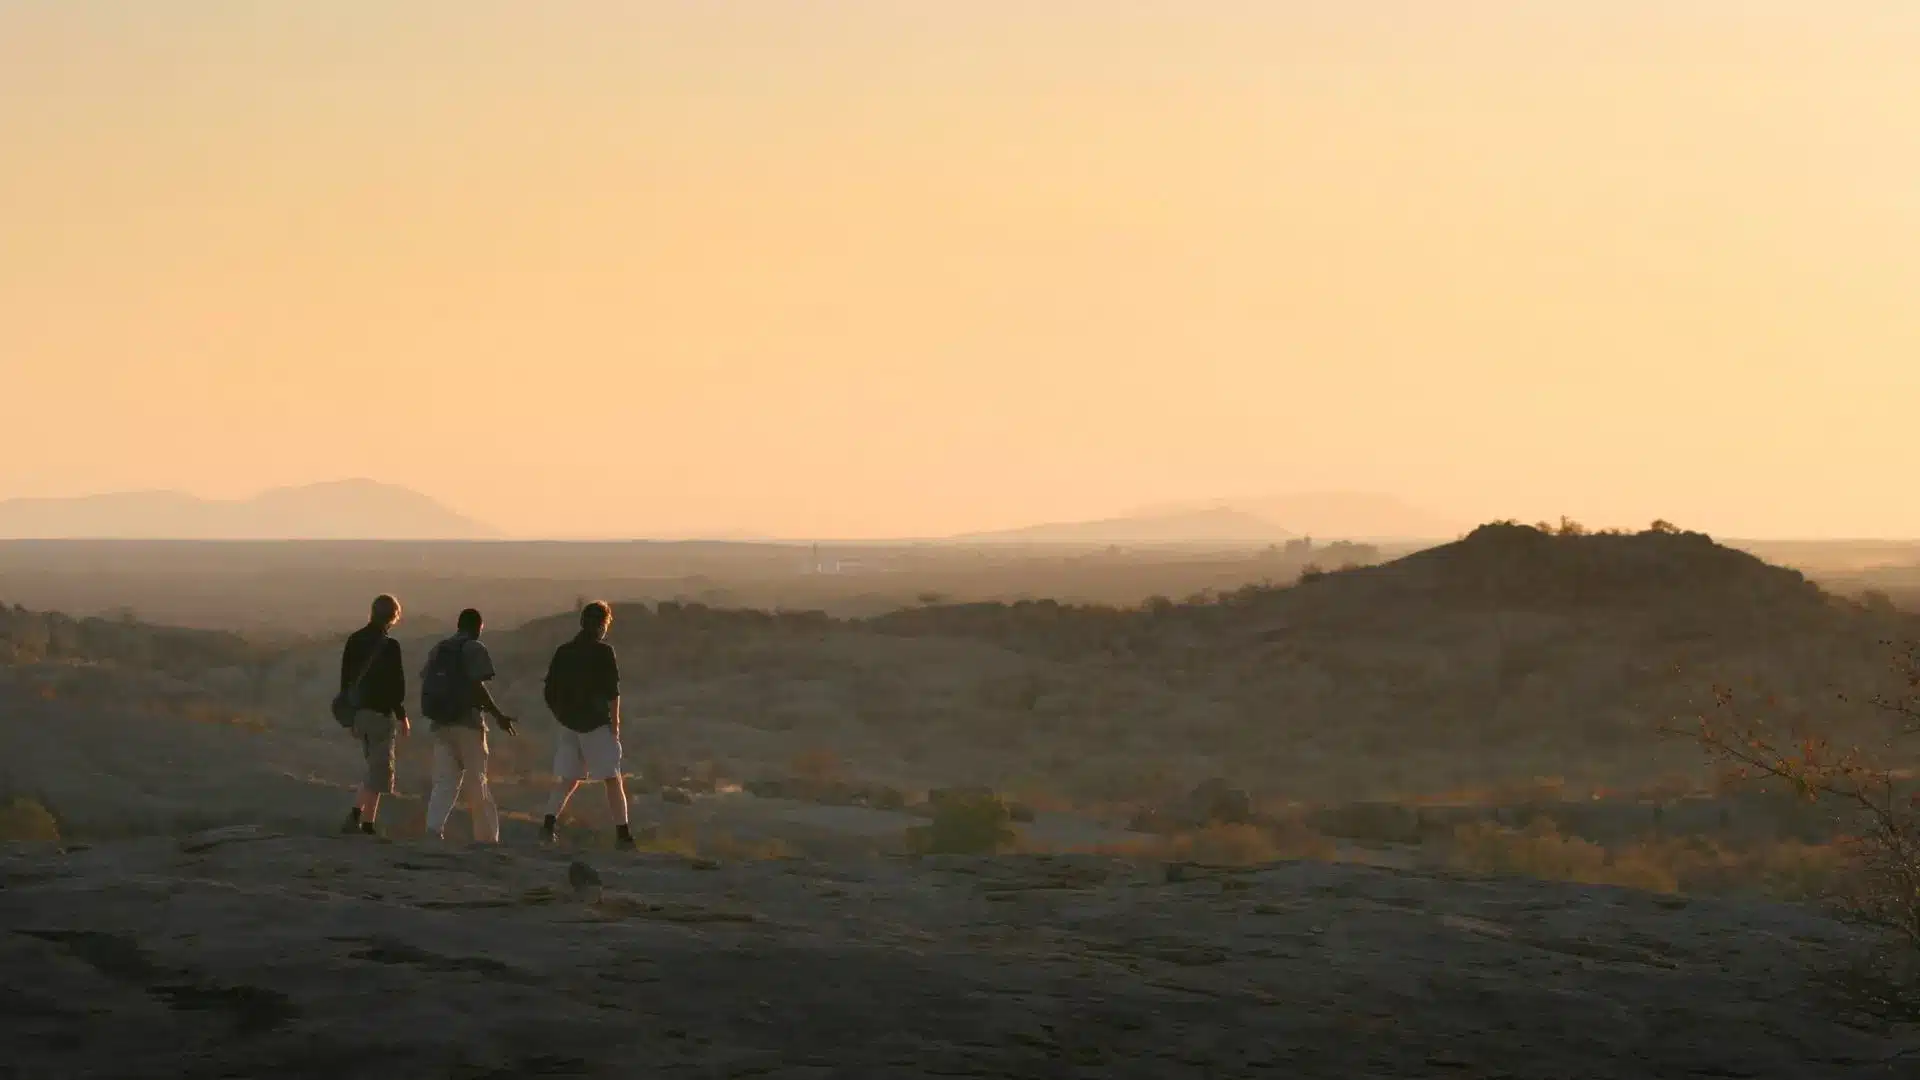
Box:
[370,594,402,625]
[580,601,612,631]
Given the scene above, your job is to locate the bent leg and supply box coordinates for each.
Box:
[546,781,580,820]
[603,777,629,826]
[462,727,500,844]
[548,730,585,820]
[425,731,463,839]
[355,710,397,825]
[470,772,500,844]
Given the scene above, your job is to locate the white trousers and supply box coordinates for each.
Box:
[426,725,499,843]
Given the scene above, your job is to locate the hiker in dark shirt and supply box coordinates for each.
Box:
[539,601,633,849]
[339,594,409,835]
[422,608,518,844]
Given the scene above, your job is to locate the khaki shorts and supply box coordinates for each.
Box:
[351,710,397,794]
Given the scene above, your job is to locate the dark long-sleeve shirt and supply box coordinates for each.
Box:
[340,625,406,717]
[543,634,620,732]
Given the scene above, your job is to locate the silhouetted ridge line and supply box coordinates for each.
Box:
[1361,522,1826,610]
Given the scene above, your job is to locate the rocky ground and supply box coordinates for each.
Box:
[2,828,1912,1079]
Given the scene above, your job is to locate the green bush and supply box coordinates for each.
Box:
[907,793,1019,854]
[0,796,62,845]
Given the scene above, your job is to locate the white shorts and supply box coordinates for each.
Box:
[553,726,622,782]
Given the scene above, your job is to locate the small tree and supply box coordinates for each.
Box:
[1686,643,1920,964]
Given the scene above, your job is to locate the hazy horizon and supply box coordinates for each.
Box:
[7,478,1920,544]
[6,3,1917,540]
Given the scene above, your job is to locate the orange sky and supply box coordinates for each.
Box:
[3,3,1917,539]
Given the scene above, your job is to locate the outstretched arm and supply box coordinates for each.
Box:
[461,640,514,732]
[470,680,516,732]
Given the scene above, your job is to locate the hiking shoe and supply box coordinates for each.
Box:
[615,834,637,852]
[339,809,362,835]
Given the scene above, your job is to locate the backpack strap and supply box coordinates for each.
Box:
[346,634,387,699]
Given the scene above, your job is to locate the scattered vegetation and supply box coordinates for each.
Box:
[0,604,258,671]
[1087,821,1336,866]
[1442,819,1848,898]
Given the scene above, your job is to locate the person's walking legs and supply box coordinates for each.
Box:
[351,710,397,834]
[459,726,500,844]
[542,781,580,843]
[605,776,634,849]
[426,729,464,839]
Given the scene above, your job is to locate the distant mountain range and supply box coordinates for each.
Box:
[950,492,1461,546]
[951,507,1294,546]
[0,480,498,540]
[1130,492,1464,541]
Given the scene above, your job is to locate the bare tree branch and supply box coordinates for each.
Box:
[1678,642,1920,954]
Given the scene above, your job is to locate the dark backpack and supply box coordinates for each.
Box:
[419,637,472,724]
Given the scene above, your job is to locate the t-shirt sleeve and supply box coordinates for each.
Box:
[375,639,405,704]
[542,645,563,708]
[601,644,620,699]
[463,639,496,682]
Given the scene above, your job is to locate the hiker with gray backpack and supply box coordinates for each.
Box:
[334,594,409,836]
[420,608,520,843]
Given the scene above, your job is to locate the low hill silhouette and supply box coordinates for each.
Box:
[0,479,495,540]
[867,521,1850,653]
[1373,521,1828,611]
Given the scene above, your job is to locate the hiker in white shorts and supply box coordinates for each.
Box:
[539,601,634,849]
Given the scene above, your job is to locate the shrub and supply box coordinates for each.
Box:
[906,792,1019,854]
[0,795,62,845]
